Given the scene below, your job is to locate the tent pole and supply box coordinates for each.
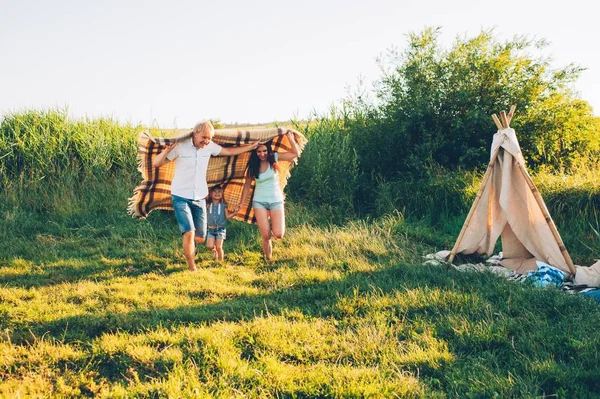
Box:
[449,144,502,263]
[514,162,577,275]
[507,105,516,125]
[491,114,503,130]
[500,111,509,129]
[486,159,495,248]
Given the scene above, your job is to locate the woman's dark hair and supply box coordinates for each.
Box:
[247,142,279,179]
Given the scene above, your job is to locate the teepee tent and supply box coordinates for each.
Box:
[449,106,576,276]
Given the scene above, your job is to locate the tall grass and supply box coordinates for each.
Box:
[1,109,138,179]
[288,107,360,220]
[0,109,139,216]
[535,165,600,261]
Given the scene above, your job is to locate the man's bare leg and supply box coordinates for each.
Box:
[183,231,197,271]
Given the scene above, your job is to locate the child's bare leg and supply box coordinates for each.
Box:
[206,237,217,259]
[215,238,224,261]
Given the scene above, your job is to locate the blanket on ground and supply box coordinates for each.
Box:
[128,127,307,223]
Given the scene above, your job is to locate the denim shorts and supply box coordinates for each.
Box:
[253,200,284,210]
[207,227,227,240]
[172,195,206,238]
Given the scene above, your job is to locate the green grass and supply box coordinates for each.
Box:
[2,109,600,397]
[1,205,600,398]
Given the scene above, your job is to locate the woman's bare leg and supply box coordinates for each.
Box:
[269,208,285,240]
[254,208,272,261]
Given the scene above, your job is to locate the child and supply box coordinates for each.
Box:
[206,185,235,261]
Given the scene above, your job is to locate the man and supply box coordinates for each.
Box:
[153,121,258,271]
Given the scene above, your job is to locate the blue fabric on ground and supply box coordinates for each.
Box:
[526,262,566,288]
[581,290,600,303]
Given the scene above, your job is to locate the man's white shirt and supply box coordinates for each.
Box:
[167,139,222,200]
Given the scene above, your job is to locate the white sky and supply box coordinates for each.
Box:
[1,0,599,128]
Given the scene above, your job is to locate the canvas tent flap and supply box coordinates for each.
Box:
[500,224,534,259]
[453,127,572,276]
[574,261,600,287]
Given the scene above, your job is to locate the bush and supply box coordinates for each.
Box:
[372,28,600,174]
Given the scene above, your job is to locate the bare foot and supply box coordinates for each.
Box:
[264,256,274,265]
[189,265,197,272]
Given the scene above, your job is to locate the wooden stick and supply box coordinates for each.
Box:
[491,114,503,130]
[500,110,509,129]
[507,105,516,125]
[514,162,577,275]
[486,160,495,250]
[449,143,503,263]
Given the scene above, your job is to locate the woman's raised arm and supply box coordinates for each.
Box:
[277,131,300,162]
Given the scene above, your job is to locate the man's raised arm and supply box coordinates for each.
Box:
[219,141,260,156]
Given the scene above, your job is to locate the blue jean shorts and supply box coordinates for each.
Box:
[253,200,284,211]
[207,227,227,240]
[172,195,206,238]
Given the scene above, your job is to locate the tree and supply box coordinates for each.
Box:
[370,28,599,173]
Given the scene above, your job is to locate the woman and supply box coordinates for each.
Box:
[238,131,300,262]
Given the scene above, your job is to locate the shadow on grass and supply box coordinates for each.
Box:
[9,262,597,344]
[0,226,263,289]
[0,255,182,289]
[4,261,600,396]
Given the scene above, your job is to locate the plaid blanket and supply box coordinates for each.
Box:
[128,127,307,223]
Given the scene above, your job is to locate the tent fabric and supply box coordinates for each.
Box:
[128,128,307,223]
[574,260,600,287]
[453,128,572,275]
